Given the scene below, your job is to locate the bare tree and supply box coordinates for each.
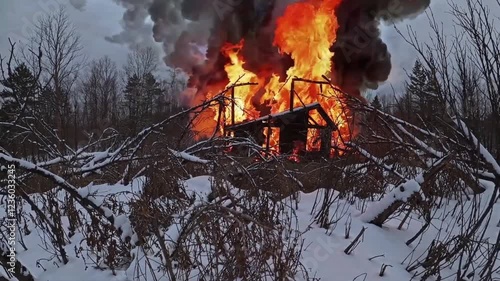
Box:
[123,46,158,79]
[449,0,500,158]
[24,5,84,146]
[80,56,120,134]
[397,0,500,161]
[390,1,500,279]
[159,68,187,114]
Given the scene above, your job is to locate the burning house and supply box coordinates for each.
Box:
[222,78,341,159]
[113,0,432,158]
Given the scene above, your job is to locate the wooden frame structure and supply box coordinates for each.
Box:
[223,78,338,156]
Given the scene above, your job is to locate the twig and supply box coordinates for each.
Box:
[344,227,366,255]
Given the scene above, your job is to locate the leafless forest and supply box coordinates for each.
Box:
[1,1,499,281]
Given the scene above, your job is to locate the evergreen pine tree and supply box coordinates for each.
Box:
[141,72,162,117]
[122,72,162,133]
[123,74,141,133]
[123,74,141,119]
[0,63,39,122]
[0,63,42,157]
[422,59,446,120]
[371,95,382,110]
[404,59,445,126]
[406,60,428,98]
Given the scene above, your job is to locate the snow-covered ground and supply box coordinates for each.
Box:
[1,176,499,280]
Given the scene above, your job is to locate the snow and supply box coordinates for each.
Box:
[359,180,421,223]
[298,215,413,280]
[1,174,499,281]
[455,119,500,175]
[183,175,214,201]
[114,214,137,243]
[396,124,445,158]
[168,148,210,164]
[346,142,404,179]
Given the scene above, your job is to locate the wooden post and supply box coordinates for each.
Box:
[219,100,225,136]
[290,79,295,112]
[320,127,332,155]
[231,87,235,126]
[266,116,271,152]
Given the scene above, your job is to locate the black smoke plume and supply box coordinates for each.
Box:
[110,0,431,97]
[332,0,431,94]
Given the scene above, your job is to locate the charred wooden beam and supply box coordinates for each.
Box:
[314,107,337,130]
[293,77,330,85]
[223,78,341,159]
[266,116,271,152]
[231,87,235,126]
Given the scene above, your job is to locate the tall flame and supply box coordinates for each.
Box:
[190,0,356,155]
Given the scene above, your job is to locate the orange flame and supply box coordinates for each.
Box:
[190,0,356,156]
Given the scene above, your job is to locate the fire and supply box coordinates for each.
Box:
[190,0,356,157]
[220,41,263,124]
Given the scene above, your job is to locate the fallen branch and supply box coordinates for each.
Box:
[361,154,451,226]
[0,154,137,245]
[344,227,366,255]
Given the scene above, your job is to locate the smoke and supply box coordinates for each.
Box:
[69,0,87,11]
[105,0,156,47]
[331,0,432,95]
[110,0,431,96]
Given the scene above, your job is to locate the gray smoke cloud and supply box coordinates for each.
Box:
[106,0,156,47]
[149,0,216,71]
[69,0,87,11]
[109,0,432,97]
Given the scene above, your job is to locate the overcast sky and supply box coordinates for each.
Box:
[0,0,128,66]
[0,0,476,95]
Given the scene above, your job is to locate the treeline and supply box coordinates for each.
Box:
[2,4,498,163]
[370,1,500,163]
[0,7,187,159]
[372,57,499,162]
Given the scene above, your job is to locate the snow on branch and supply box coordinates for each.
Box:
[345,142,405,180]
[396,124,445,158]
[357,151,451,226]
[0,153,137,245]
[454,118,500,176]
[168,148,210,164]
[359,179,421,223]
